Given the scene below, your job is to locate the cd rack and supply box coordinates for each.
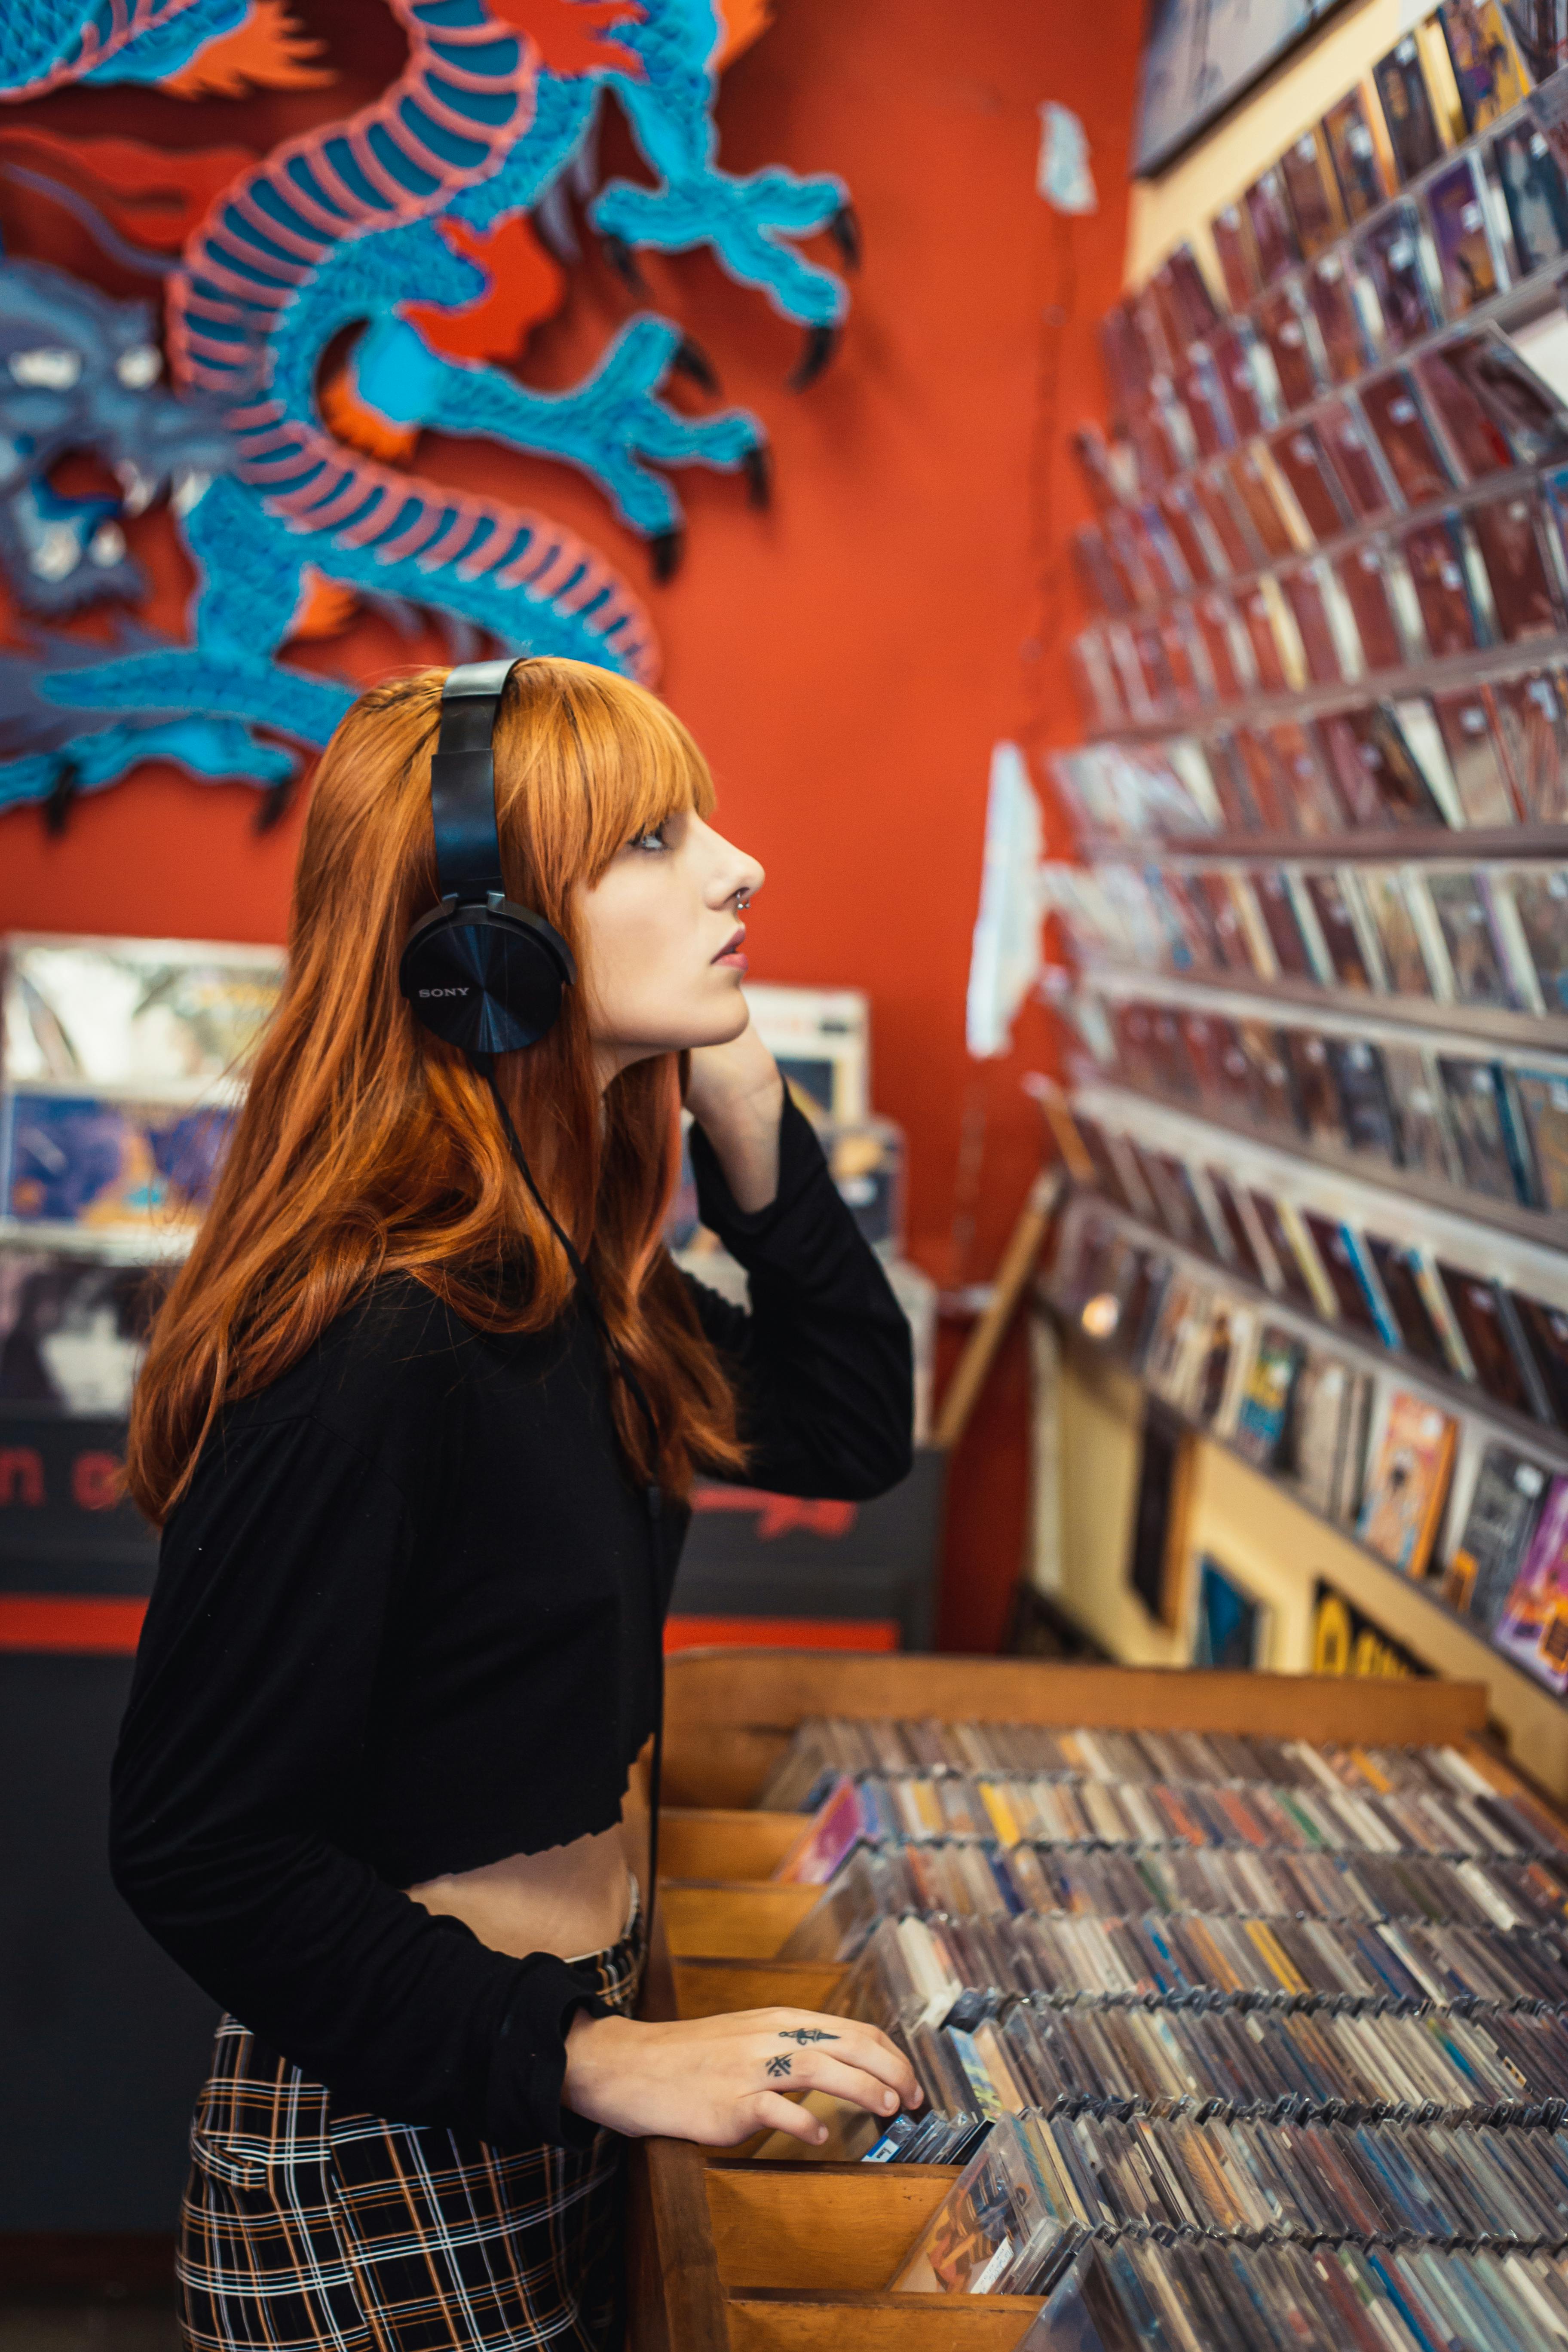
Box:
[629,1648,1540,2350]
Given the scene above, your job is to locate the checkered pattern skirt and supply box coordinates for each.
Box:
[176,1902,645,2352]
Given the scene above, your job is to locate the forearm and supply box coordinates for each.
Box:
[686,1046,785,1213]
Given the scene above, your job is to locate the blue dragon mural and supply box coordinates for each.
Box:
[0,0,858,823]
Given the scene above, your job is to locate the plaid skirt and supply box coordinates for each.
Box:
[176,1899,645,2352]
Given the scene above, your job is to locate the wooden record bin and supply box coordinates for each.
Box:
[625,1646,1556,2352]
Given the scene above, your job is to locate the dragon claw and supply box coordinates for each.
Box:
[671,335,718,392]
[602,233,648,293]
[829,203,863,272]
[789,323,839,392]
[253,766,300,834]
[43,756,78,837]
[742,442,772,511]
[649,527,683,582]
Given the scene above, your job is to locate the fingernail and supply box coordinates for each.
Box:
[883,2091,897,2111]
[815,2125,828,2144]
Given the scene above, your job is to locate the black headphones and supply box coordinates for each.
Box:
[398,657,577,1058]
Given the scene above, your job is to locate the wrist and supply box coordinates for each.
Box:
[562,2007,641,2128]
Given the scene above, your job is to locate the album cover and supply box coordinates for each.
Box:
[1208,735,1265,837]
[1204,1166,1271,1285]
[1430,687,1522,824]
[1158,484,1221,586]
[1422,870,1519,1004]
[1246,1190,1321,1310]
[1219,324,1278,438]
[1191,472,1258,573]
[1332,542,1409,673]
[1155,243,1223,348]
[1269,720,1349,837]
[1413,340,1520,482]
[1426,153,1504,312]
[1357,372,1457,506]
[1177,353,1235,462]
[1318,396,1400,522]
[1494,115,1568,273]
[1147,1151,1211,1250]
[1072,1112,1143,1213]
[1359,866,1435,995]
[1208,204,1258,310]
[1231,1325,1305,1466]
[1304,253,1372,385]
[1277,129,1343,261]
[1358,1392,1457,1575]
[1281,1027,1344,1143]
[1226,730,1291,832]
[1508,864,1568,1005]
[1142,1272,1213,1406]
[745,985,871,1121]
[1195,870,1254,971]
[1510,1065,1568,1209]
[1445,329,1568,467]
[1236,1023,1303,1131]
[2,936,282,1091]
[1280,1349,1355,1516]
[1436,1259,1540,1408]
[1328,1037,1403,1161]
[1187,1295,1249,1426]
[1469,490,1563,642]
[1365,1233,1461,1371]
[1253,285,1323,413]
[1252,869,1317,977]
[1384,1039,1460,1179]
[1243,166,1304,286]
[1356,203,1441,349]
[2,1094,235,1232]
[1191,1556,1267,1669]
[1495,1473,1568,1688]
[1510,1286,1568,1430]
[1302,1210,1386,1337]
[1191,599,1252,703]
[1069,634,1124,734]
[1280,562,1358,685]
[1267,424,1352,543]
[1447,1444,1549,1625]
[1226,450,1298,565]
[1400,514,1486,657]
[1304,871,1377,988]
[1317,704,1447,830]
[1437,1053,1528,1198]
[1489,668,1568,820]
[0,1251,159,1415]
[1373,37,1448,184]
[1323,87,1395,223]
[1439,0,1530,133]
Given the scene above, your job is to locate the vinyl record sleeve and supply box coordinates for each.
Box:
[1360,866,1436,994]
[1302,870,1376,986]
[1243,168,1304,287]
[1269,719,1348,836]
[1448,1443,1547,1626]
[1302,1210,1386,1336]
[1436,1053,1528,1197]
[1253,285,1323,414]
[1280,1350,1354,1514]
[1450,331,1568,466]
[1357,1391,1457,1574]
[1191,472,1258,574]
[1507,864,1568,1005]
[1268,424,1353,542]
[1226,450,1299,564]
[1280,130,1345,260]
[1401,514,1487,656]
[1373,37,1449,184]
[1365,1233,1460,1370]
[1493,114,1568,274]
[0,1251,158,1414]
[1468,489,1563,642]
[2,938,282,1089]
[1191,598,1253,702]
[1227,729,1292,832]
[1252,868,1318,977]
[1211,323,1276,438]
[1247,1191,1321,1309]
[1236,1021,1302,1130]
[1359,372,1458,505]
[1282,1027,1344,1142]
[1280,564,1354,685]
[1436,1259,1538,1406]
[1239,588,1292,693]
[1425,152,1504,312]
[1176,352,1235,462]
[1489,666,1568,819]
[1069,633,1125,733]
[1304,252,1372,385]
[1195,870,1254,971]
[1204,1166,1271,1284]
[1158,484,1223,587]
[1209,204,1259,310]
[1509,1287,1568,1430]
[1232,1324,1306,1465]
[1317,396,1400,521]
[1430,686,1522,823]
[1509,1065,1568,1208]
[1356,202,1442,349]
[1494,1472,1568,1687]
[1324,87,1396,223]
[1318,703,1449,830]
[1439,0,1530,134]
[1328,1036,1403,1160]
[1332,542,1410,673]
[3,1094,235,1231]
[1422,870,1519,1004]
[1413,338,1522,481]
[1384,1039,1460,1178]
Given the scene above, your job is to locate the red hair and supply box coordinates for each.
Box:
[126,659,746,1525]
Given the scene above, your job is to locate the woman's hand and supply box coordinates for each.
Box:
[561,2003,921,2147]
[684,1022,785,1214]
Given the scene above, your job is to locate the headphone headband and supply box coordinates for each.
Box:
[430,656,525,904]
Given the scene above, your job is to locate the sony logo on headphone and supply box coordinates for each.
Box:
[419,986,471,998]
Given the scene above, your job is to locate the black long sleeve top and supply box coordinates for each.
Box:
[108,1093,913,2149]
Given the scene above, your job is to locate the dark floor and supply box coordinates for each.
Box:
[0,2309,178,2352]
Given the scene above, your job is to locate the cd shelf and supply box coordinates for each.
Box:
[1044,1188,1568,1713]
[1076,821,1568,863]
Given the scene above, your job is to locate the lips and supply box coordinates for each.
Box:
[713,926,746,962]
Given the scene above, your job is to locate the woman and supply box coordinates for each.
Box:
[110,658,919,2352]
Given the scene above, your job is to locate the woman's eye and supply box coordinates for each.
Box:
[631,824,668,852]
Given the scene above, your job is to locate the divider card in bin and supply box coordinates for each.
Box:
[2,1095,234,1231]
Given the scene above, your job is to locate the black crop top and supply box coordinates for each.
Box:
[108,1093,913,2150]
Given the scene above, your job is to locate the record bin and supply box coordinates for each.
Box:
[627,1645,1515,2352]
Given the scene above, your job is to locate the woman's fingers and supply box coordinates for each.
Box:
[748,2019,920,2108]
[780,2051,915,2117]
[747,2090,830,2147]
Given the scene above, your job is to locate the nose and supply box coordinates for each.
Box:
[708,827,764,909]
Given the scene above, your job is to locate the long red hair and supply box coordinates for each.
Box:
[126,658,747,1525]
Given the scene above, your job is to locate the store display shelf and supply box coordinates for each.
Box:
[0,1217,190,1263]
[1075,1069,1568,1255]
[1084,626,1568,745]
[1050,1283,1564,1714]
[1,1074,246,1107]
[1076,821,1568,866]
[1076,955,1568,1057]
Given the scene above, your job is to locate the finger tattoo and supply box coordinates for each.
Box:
[777,2029,839,2045]
[765,2055,793,2078]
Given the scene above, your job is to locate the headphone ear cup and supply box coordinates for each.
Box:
[400,904,571,1056]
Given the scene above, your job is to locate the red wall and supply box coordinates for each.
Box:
[0,0,1142,1647]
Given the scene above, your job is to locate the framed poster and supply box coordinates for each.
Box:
[1134,0,1353,178]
